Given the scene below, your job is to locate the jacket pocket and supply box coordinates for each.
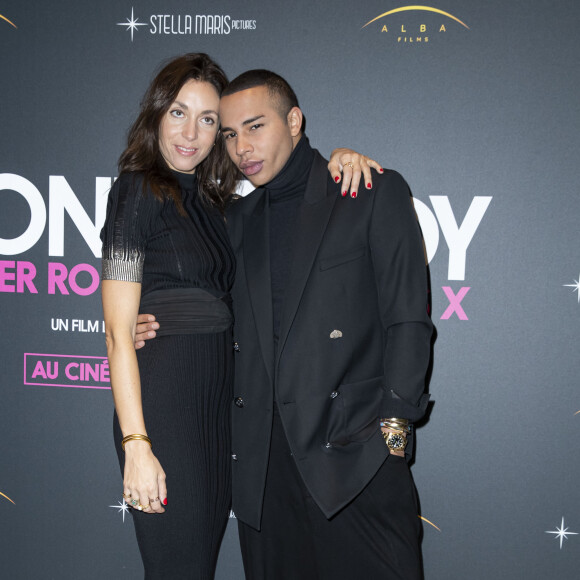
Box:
[319,246,366,271]
[339,375,384,442]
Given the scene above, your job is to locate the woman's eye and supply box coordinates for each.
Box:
[201,117,216,125]
[170,109,184,118]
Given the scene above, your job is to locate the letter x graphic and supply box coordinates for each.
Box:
[440,287,470,320]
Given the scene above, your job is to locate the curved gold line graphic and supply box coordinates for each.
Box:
[0,491,15,505]
[419,515,441,531]
[0,14,17,28]
[362,6,469,30]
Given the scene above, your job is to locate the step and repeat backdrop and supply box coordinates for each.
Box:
[1,1,578,578]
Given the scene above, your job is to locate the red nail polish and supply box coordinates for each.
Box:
[334,176,340,183]
[367,183,371,188]
[379,168,384,173]
[351,192,357,198]
[162,498,168,506]
[342,190,347,197]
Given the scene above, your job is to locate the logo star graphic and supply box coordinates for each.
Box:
[0,491,15,505]
[109,499,130,523]
[117,7,147,42]
[545,517,578,549]
[563,273,580,303]
[0,13,17,28]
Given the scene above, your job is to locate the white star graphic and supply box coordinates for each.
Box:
[109,499,130,523]
[545,516,578,549]
[117,7,147,42]
[563,273,580,303]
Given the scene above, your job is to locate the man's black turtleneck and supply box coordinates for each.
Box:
[266,135,315,351]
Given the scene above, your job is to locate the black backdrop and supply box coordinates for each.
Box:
[1,1,579,578]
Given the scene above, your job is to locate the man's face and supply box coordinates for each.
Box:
[220,86,301,187]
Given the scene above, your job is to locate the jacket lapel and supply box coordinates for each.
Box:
[242,190,275,383]
[276,153,337,367]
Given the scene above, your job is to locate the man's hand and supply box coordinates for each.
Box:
[134,314,158,349]
[381,426,406,457]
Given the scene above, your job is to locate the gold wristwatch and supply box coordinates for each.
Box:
[380,417,410,453]
[383,430,408,453]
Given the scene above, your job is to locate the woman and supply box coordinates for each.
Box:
[101,53,377,579]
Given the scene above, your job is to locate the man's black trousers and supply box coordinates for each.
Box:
[238,409,423,580]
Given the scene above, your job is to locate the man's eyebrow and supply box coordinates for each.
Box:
[221,115,265,133]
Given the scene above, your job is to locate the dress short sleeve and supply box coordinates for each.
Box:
[100,173,157,283]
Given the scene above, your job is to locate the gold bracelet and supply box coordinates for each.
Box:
[383,422,409,431]
[382,429,407,440]
[122,434,152,451]
[382,425,410,434]
[381,417,409,425]
[380,418,410,433]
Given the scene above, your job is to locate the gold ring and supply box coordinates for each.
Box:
[140,504,150,510]
[130,499,139,507]
[123,493,131,499]
[345,162,354,168]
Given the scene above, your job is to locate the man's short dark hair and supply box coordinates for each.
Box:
[222,69,300,119]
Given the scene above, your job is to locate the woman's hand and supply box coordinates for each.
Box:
[328,149,383,198]
[102,280,165,513]
[134,314,159,349]
[123,440,167,514]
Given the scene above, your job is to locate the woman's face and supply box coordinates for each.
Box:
[159,79,220,174]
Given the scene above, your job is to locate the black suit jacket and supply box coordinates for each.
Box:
[227,152,433,530]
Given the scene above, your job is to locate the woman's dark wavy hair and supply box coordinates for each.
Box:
[118,53,238,213]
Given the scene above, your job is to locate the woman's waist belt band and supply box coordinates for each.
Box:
[139,288,232,336]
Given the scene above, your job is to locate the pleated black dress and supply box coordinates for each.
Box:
[101,171,235,579]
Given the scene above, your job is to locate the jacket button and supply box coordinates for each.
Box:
[233,342,240,352]
[330,391,339,399]
[324,442,332,449]
[235,397,244,408]
[231,454,238,461]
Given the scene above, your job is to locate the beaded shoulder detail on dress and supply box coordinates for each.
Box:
[102,257,143,283]
[100,173,149,284]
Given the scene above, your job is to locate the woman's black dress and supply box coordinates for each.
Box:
[101,171,235,579]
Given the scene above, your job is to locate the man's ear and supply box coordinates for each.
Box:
[287,107,303,137]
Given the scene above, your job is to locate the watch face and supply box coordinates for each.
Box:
[388,433,406,450]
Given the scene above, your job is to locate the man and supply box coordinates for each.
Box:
[139,70,433,579]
